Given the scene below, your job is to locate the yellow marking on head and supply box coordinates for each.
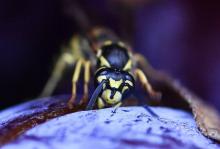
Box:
[125,80,133,86]
[123,59,132,71]
[104,40,112,46]
[96,49,102,57]
[98,97,105,109]
[99,56,111,67]
[109,78,123,88]
[102,89,122,104]
[122,86,129,93]
[97,75,107,83]
[118,41,125,47]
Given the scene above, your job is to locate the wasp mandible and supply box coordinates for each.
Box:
[40,27,161,110]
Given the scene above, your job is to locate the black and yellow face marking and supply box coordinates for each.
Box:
[93,42,135,108]
[95,66,134,108]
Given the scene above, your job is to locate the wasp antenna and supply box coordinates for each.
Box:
[86,80,106,110]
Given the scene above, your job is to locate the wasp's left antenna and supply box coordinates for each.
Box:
[86,80,106,110]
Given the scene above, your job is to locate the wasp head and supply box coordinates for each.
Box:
[95,68,135,105]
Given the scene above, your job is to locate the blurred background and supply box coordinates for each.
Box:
[0,0,219,111]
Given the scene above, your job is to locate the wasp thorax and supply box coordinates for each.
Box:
[95,68,134,106]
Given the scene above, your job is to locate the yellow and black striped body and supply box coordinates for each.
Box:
[41,27,160,110]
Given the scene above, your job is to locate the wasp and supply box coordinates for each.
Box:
[40,27,161,110]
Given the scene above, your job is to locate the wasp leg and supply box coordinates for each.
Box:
[68,58,84,108]
[79,60,91,105]
[134,68,161,103]
[114,102,122,108]
[40,52,75,97]
[133,54,167,81]
[112,102,122,113]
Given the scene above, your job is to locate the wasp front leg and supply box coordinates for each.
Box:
[80,60,91,104]
[68,59,92,108]
[134,68,161,103]
[133,53,167,81]
[111,102,122,113]
[68,59,83,108]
